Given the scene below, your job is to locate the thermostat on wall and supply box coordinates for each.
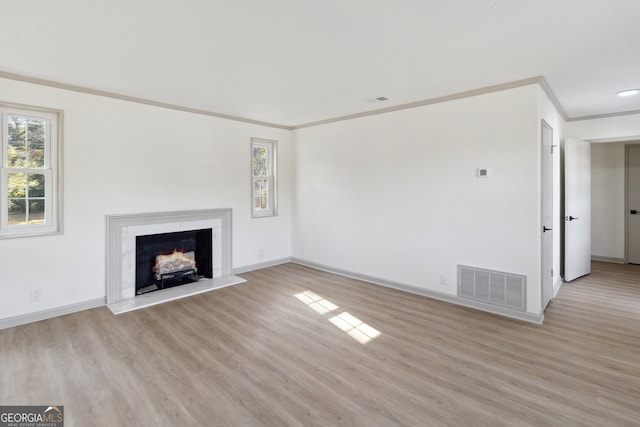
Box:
[476,168,492,178]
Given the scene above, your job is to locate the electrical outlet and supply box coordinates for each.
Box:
[258,249,264,258]
[439,274,447,286]
[29,289,42,303]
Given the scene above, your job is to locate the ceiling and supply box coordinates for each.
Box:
[1,0,639,128]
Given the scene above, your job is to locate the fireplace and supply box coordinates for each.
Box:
[106,209,245,313]
[135,228,213,294]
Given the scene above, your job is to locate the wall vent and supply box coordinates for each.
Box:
[458,265,526,312]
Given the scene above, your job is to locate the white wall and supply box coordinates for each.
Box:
[590,143,625,261]
[0,78,292,320]
[0,79,566,322]
[293,85,543,314]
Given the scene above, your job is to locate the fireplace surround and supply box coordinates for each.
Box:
[106,208,245,313]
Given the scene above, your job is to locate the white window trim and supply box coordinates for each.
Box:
[251,138,277,218]
[0,102,63,238]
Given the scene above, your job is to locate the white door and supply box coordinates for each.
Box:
[564,139,591,281]
[541,121,554,309]
[627,144,640,264]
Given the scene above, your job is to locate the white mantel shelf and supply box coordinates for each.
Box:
[107,275,246,314]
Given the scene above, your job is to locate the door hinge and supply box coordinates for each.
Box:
[551,144,557,154]
[551,268,554,277]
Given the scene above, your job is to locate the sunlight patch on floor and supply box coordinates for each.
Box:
[294,290,381,344]
[329,312,381,344]
[294,291,338,314]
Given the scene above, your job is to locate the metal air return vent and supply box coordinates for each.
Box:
[458,265,526,312]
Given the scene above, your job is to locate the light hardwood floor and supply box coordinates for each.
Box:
[1,262,639,426]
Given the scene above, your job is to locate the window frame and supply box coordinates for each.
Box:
[251,138,277,218]
[0,102,63,238]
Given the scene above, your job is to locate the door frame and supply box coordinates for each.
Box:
[625,143,640,264]
[541,119,554,309]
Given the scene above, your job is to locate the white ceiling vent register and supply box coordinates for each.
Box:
[458,265,526,312]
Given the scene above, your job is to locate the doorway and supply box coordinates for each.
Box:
[541,120,554,309]
[626,144,640,264]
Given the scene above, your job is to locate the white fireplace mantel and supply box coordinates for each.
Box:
[105,208,244,313]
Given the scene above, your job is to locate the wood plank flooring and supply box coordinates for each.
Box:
[1,261,639,426]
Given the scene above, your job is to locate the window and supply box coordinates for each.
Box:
[1,104,62,237]
[251,138,277,217]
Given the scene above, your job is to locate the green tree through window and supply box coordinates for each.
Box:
[6,116,47,224]
[1,105,60,237]
[251,138,277,217]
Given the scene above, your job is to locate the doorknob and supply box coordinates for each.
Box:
[566,216,579,221]
[543,226,552,232]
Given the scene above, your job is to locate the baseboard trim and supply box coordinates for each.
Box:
[0,256,293,330]
[591,256,625,264]
[0,297,106,331]
[234,257,292,275]
[291,258,544,324]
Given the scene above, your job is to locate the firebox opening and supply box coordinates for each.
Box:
[135,228,213,295]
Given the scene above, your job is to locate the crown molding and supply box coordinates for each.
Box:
[293,76,560,129]
[567,109,640,122]
[8,69,638,129]
[536,77,568,121]
[0,70,293,130]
